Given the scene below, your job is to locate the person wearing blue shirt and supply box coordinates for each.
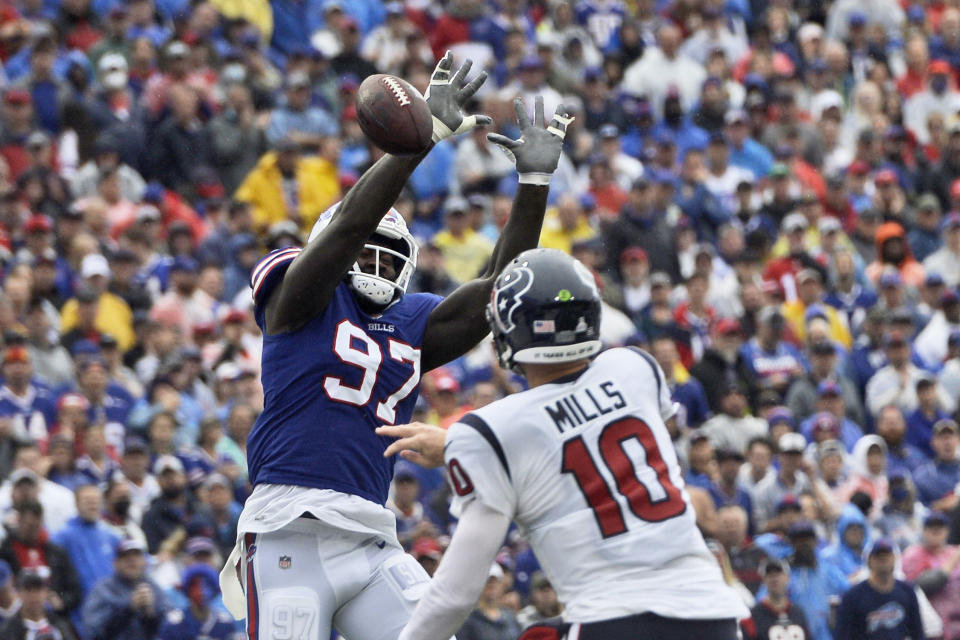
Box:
[158,563,242,640]
[845,307,888,399]
[409,139,455,201]
[685,432,717,490]
[821,504,870,582]
[673,375,712,427]
[51,484,120,598]
[323,0,385,36]
[709,449,755,534]
[75,357,134,437]
[905,377,951,458]
[800,409,863,454]
[576,0,627,52]
[650,104,710,159]
[929,31,960,74]
[781,521,850,640]
[907,198,944,263]
[913,419,960,509]
[616,96,656,160]
[754,496,805,560]
[479,6,535,60]
[266,72,339,147]
[127,19,172,49]
[651,335,712,427]
[875,405,930,477]
[0,345,58,444]
[725,109,773,177]
[17,38,65,133]
[835,538,924,640]
[83,538,169,640]
[739,309,806,400]
[824,281,878,334]
[269,0,326,58]
[196,475,244,557]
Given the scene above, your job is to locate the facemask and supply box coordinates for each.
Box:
[113,498,131,518]
[932,75,948,94]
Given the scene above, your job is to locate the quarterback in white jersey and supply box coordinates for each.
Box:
[379,249,748,640]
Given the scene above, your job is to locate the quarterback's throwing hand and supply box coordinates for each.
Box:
[488,97,572,185]
[377,422,448,468]
[425,51,492,143]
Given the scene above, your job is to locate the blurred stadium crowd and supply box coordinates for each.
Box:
[0,0,956,638]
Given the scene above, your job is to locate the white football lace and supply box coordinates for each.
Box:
[381,76,411,107]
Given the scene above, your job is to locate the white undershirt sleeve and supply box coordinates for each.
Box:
[398,500,512,640]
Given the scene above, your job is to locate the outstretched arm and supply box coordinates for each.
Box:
[397,500,511,640]
[420,98,572,371]
[263,53,490,334]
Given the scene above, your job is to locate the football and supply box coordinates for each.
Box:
[356,74,433,155]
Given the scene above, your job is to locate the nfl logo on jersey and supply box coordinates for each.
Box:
[279,555,292,570]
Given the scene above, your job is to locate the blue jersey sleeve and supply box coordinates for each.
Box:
[249,248,303,328]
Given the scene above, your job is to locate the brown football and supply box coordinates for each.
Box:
[356,74,433,155]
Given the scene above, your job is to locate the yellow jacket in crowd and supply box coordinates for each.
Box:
[781,299,853,349]
[61,292,136,352]
[538,208,596,255]
[209,0,273,43]
[431,228,494,284]
[234,152,340,235]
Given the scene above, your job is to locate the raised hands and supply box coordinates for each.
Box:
[425,51,493,143]
[488,97,573,185]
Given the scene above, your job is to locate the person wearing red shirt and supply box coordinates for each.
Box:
[429,2,476,59]
[0,501,82,619]
[763,213,826,301]
[898,36,930,99]
[673,271,717,368]
[587,155,627,221]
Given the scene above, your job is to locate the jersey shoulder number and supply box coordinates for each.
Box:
[444,413,515,517]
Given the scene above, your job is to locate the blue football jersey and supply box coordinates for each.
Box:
[0,381,57,442]
[246,248,444,505]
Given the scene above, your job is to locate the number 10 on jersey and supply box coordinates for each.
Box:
[562,417,686,538]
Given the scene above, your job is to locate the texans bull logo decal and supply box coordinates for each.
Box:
[491,265,535,333]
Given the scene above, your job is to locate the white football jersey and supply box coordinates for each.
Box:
[444,347,750,624]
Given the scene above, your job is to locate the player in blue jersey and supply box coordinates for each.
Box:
[218,52,572,640]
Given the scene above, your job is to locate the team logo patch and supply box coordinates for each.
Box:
[492,265,534,333]
[279,555,292,570]
[867,602,904,633]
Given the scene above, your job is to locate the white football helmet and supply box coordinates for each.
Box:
[309,202,418,307]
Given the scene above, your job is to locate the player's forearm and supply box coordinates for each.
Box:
[399,502,511,640]
[485,183,549,278]
[301,151,427,271]
[334,152,427,237]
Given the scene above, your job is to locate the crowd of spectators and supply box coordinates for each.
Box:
[0,0,956,639]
